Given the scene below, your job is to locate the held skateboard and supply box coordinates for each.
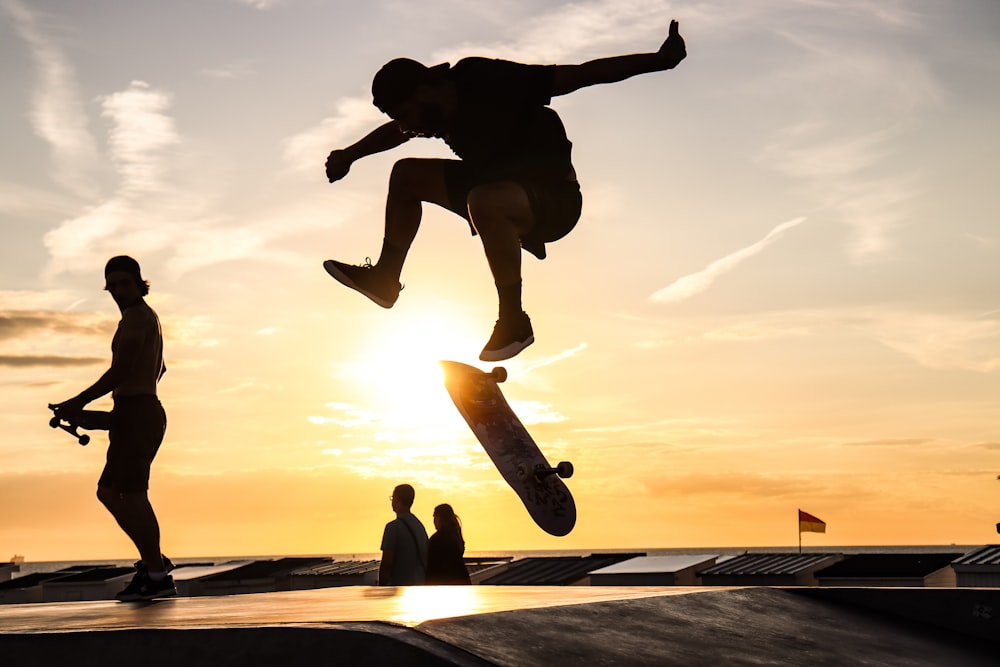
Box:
[47,405,111,446]
[441,360,575,536]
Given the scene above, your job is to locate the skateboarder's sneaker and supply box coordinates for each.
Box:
[323,258,401,308]
[116,556,177,601]
[116,572,177,601]
[132,554,175,573]
[480,312,534,361]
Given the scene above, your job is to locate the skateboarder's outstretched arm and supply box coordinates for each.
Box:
[551,19,686,97]
[326,121,410,183]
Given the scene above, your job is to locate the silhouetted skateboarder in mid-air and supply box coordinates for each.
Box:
[324,20,687,361]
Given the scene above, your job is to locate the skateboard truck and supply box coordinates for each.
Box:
[517,461,574,484]
[49,413,90,446]
[47,405,111,446]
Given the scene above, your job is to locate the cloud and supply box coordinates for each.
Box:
[99,81,180,196]
[42,81,183,276]
[867,310,1000,373]
[758,123,898,180]
[235,0,281,10]
[282,95,383,173]
[520,343,588,374]
[0,355,102,368]
[433,0,675,63]
[200,60,260,80]
[650,217,806,303]
[0,309,111,341]
[3,0,100,198]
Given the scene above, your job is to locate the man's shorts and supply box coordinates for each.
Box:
[443,161,583,260]
[98,395,166,493]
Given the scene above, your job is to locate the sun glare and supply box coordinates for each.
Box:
[333,312,486,435]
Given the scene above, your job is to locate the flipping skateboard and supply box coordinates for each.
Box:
[441,360,575,536]
[47,405,111,446]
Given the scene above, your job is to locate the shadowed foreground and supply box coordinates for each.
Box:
[1,586,996,666]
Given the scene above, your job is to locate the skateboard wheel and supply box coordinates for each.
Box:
[516,463,531,481]
[79,434,90,446]
[49,416,60,428]
[556,461,574,479]
[491,367,507,383]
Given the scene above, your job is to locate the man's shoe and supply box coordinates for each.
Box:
[117,573,177,601]
[323,258,401,308]
[116,556,177,601]
[132,555,175,573]
[480,312,534,361]
[115,569,146,601]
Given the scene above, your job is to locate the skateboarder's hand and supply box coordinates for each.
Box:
[325,149,352,183]
[658,20,686,69]
[49,398,85,420]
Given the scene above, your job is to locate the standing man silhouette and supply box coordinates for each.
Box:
[378,484,429,586]
[51,256,173,601]
[324,20,687,361]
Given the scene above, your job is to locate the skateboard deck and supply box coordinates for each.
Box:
[47,405,111,445]
[440,360,575,536]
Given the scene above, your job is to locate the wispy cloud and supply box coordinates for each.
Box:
[639,306,1000,374]
[100,81,180,195]
[520,343,588,374]
[650,217,806,303]
[750,8,941,263]
[868,310,1000,374]
[3,0,99,198]
[200,60,260,80]
[0,309,111,341]
[42,81,182,276]
[0,355,102,368]
[235,0,281,10]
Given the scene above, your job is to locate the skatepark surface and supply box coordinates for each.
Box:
[1,585,997,665]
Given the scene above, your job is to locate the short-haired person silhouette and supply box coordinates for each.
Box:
[324,20,686,361]
[379,484,429,585]
[51,256,174,601]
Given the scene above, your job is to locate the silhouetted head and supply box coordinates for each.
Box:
[391,484,415,512]
[104,255,149,308]
[372,58,451,137]
[433,503,462,536]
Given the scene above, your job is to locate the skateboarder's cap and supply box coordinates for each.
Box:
[104,255,143,281]
[372,58,449,113]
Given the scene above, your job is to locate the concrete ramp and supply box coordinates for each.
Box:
[420,587,998,666]
[1,586,996,666]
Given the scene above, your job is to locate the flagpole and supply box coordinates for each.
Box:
[797,509,802,553]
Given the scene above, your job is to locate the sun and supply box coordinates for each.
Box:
[335,310,486,433]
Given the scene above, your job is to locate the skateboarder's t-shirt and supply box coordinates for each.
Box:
[441,57,574,182]
[380,513,428,585]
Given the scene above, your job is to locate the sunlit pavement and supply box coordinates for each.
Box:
[0,584,682,632]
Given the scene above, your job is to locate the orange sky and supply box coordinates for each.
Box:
[1,1,998,561]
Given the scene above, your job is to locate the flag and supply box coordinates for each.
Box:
[798,509,826,534]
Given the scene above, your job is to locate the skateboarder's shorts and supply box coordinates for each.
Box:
[443,161,582,260]
[99,395,166,493]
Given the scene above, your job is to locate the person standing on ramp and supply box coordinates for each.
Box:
[51,256,174,601]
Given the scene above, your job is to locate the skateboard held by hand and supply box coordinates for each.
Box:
[47,405,111,446]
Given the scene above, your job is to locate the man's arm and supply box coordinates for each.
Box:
[551,19,686,97]
[51,325,143,415]
[326,121,410,183]
[378,549,395,585]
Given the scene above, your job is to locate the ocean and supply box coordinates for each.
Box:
[8,545,978,580]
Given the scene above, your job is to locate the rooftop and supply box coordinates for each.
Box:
[698,553,839,576]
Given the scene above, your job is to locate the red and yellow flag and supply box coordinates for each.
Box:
[798,509,826,534]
